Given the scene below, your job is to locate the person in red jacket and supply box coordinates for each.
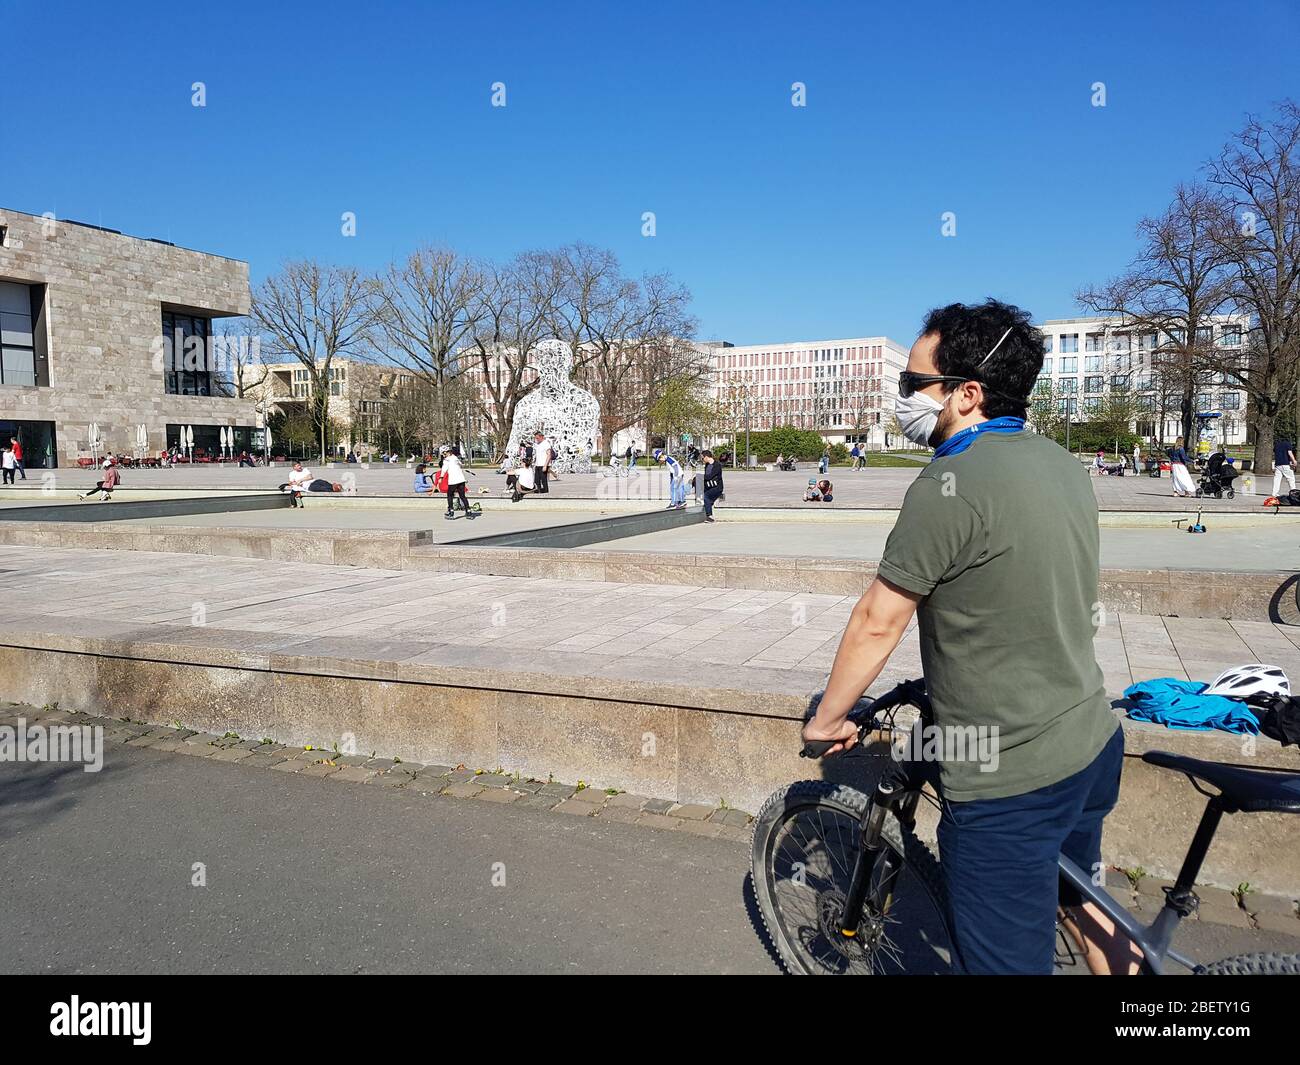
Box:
[10,436,25,480]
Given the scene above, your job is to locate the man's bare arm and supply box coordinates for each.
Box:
[803,576,922,753]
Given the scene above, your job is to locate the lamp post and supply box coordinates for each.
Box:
[744,397,751,469]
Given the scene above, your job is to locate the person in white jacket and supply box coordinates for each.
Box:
[440,445,475,519]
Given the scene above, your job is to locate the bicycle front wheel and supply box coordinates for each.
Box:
[751,779,955,974]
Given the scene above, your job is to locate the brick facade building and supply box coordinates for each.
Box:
[0,207,252,467]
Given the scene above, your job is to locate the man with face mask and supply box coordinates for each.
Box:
[801,299,1133,977]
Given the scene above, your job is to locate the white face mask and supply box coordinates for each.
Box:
[895,390,947,448]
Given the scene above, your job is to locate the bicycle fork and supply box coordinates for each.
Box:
[835,777,920,939]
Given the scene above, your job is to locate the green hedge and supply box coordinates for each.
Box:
[1049,424,1141,455]
[731,426,837,462]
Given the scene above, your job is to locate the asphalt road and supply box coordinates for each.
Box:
[0,743,774,975]
[1,742,1295,975]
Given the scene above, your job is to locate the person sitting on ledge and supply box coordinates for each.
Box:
[413,463,436,496]
[79,458,121,501]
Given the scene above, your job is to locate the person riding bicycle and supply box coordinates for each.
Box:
[801,299,1134,976]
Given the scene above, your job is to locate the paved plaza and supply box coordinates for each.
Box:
[5,543,1299,699]
[0,460,1281,512]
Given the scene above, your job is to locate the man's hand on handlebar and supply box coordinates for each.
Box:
[800,715,860,758]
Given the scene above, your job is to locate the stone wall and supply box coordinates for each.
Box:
[0,207,253,459]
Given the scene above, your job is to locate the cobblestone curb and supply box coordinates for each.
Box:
[2,702,756,845]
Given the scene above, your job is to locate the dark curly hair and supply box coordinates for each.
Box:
[920,299,1044,419]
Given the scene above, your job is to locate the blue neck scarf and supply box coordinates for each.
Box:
[933,416,1025,459]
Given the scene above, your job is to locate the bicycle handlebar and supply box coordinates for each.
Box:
[799,679,928,759]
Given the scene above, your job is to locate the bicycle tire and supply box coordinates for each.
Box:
[1197,951,1300,975]
[751,779,955,975]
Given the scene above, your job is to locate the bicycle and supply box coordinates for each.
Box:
[598,458,639,479]
[750,678,1300,975]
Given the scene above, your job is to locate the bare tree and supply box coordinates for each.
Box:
[539,243,700,451]
[213,315,266,399]
[465,253,562,457]
[251,262,375,461]
[1206,100,1300,472]
[1078,184,1234,448]
[369,247,485,446]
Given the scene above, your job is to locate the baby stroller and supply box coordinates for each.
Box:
[1196,453,1238,499]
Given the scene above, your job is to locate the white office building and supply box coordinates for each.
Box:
[1037,315,1250,445]
[706,336,912,449]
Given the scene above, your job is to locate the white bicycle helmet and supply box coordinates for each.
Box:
[1204,664,1290,700]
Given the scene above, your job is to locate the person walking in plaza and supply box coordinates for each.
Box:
[1273,436,1296,498]
[532,431,551,494]
[10,436,26,480]
[1132,441,1141,475]
[1,441,15,485]
[1167,437,1195,497]
[849,443,862,470]
[441,445,474,519]
[819,445,830,475]
[801,299,1133,976]
[700,448,724,523]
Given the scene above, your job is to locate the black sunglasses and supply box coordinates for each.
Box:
[897,371,970,398]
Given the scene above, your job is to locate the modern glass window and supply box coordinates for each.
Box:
[1139,332,1157,351]
[1085,355,1101,373]
[1060,334,1079,353]
[1059,357,1077,374]
[1221,392,1241,409]
[1111,375,1129,389]
[1221,327,1242,347]
[162,311,229,396]
[1042,357,1053,374]
[1043,336,1054,354]
[1196,327,1213,346]
[1085,375,1104,393]
[1060,377,1078,395]
[1196,394,1213,410]
[0,280,37,386]
[1085,333,1105,352]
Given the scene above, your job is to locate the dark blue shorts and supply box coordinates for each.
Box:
[936,726,1124,974]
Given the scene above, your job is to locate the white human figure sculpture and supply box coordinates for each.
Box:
[507,340,599,474]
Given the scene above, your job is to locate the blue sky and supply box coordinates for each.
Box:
[5,0,1297,345]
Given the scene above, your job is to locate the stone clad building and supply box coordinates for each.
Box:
[0,206,253,467]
